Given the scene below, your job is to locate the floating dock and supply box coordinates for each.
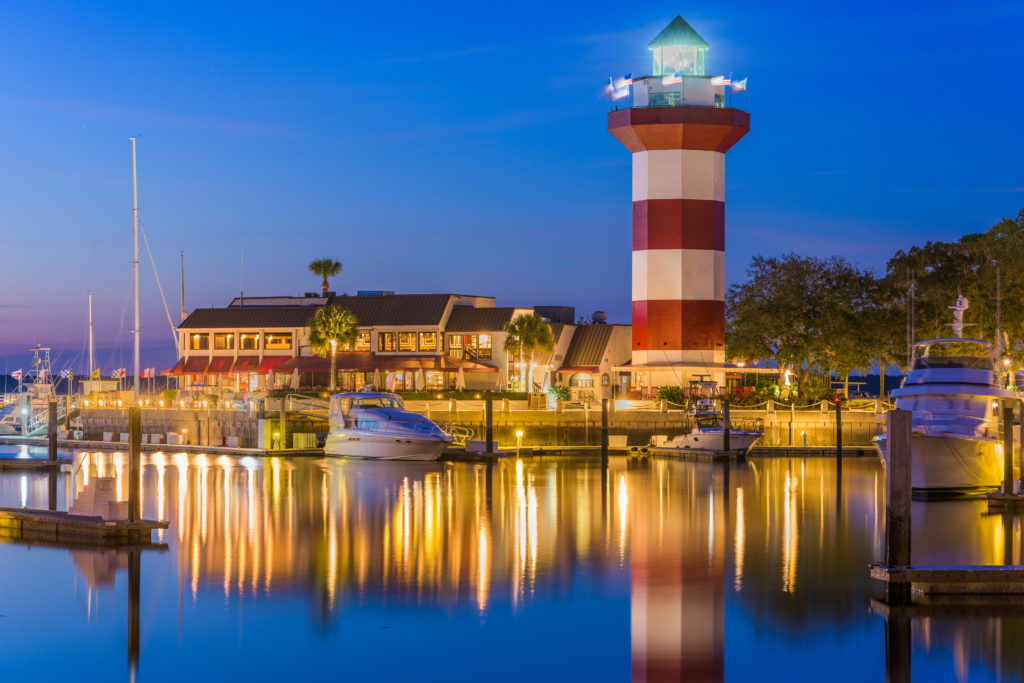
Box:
[0,457,72,471]
[0,507,168,546]
[871,564,1024,595]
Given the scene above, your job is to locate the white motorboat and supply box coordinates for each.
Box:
[324,391,453,461]
[651,393,762,453]
[874,297,1019,497]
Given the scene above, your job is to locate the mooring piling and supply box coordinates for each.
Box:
[835,400,844,484]
[601,398,609,456]
[885,409,912,605]
[128,406,141,523]
[485,399,494,453]
[723,400,731,452]
[1003,399,1015,496]
[47,400,57,462]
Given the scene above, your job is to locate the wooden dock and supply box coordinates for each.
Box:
[0,457,72,471]
[985,492,1024,510]
[871,564,1024,595]
[0,507,168,546]
[749,445,877,458]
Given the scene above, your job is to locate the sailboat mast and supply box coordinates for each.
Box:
[88,292,94,378]
[180,250,185,322]
[130,138,140,394]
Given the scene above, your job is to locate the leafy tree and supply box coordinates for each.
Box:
[727,253,876,399]
[308,305,358,391]
[308,259,342,295]
[504,314,555,392]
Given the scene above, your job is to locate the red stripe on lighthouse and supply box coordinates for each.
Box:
[632,199,724,251]
[631,300,724,351]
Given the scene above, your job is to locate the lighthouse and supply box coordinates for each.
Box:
[609,15,748,390]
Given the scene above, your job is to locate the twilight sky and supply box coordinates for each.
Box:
[1,1,1022,373]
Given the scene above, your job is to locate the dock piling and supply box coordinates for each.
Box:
[885,409,912,605]
[722,400,730,452]
[601,398,609,456]
[47,400,57,461]
[485,399,493,453]
[278,396,286,450]
[128,406,141,523]
[835,400,844,482]
[1003,399,1015,496]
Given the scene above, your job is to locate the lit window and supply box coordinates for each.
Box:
[214,333,234,350]
[602,373,610,387]
[477,334,492,360]
[448,335,463,359]
[239,332,259,350]
[379,332,396,352]
[264,333,293,350]
[398,332,417,352]
[419,332,437,352]
[354,331,371,351]
[569,373,594,388]
[190,333,209,351]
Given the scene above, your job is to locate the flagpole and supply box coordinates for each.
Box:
[130,138,141,397]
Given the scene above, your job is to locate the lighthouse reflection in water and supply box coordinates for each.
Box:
[1,451,1023,681]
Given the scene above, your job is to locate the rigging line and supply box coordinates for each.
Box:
[138,219,180,356]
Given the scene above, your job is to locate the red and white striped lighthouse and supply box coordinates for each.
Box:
[608,16,748,387]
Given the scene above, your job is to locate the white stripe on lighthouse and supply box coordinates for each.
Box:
[632,150,725,202]
[632,249,725,302]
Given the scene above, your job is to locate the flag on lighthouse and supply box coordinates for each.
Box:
[731,77,747,93]
[662,72,682,85]
[11,370,22,381]
[710,74,732,87]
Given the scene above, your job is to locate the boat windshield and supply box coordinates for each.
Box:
[913,341,993,371]
[351,396,404,410]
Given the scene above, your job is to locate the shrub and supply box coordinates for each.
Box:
[656,386,686,406]
[546,386,571,402]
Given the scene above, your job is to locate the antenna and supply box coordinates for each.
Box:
[180,250,185,322]
[240,246,244,305]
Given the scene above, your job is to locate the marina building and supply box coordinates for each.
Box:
[171,292,631,397]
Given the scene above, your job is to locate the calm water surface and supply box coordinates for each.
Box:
[0,445,1021,682]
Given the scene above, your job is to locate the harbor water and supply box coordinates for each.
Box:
[0,445,1021,681]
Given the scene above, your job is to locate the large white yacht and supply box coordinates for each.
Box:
[876,298,1019,497]
[324,391,453,461]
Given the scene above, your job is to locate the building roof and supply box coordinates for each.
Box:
[446,307,518,332]
[179,306,319,329]
[180,294,456,329]
[326,294,452,327]
[561,324,616,368]
[648,15,709,49]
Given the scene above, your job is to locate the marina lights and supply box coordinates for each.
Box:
[159,400,164,407]
[117,400,123,407]
[180,400,185,408]
[515,429,524,450]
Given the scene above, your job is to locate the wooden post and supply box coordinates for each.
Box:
[128,406,141,523]
[722,400,731,452]
[1003,399,1015,496]
[886,409,912,605]
[601,398,609,456]
[127,550,140,676]
[789,401,795,446]
[279,396,286,450]
[835,400,844,482]
[485,399,493,453]
[885,613,911,683]
[47,400,57,461]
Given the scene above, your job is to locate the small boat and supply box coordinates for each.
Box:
[651,394,762,453]
[324,391,453,461]
[874,297,1020,497]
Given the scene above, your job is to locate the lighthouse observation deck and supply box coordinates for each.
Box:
[627,75,740,110]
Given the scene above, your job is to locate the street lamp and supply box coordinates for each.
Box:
[329,339,337,391]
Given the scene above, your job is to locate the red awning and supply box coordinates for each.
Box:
[557,366,599,373]
[174,356,210,376]
[167,358,186,376]
[258,355,292,373]
[207,356,233,374]
[231,356,259,373]
[418,356,499,373]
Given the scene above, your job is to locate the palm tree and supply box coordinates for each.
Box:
[308,305,358,390]
[503,314,555,392]
[308,259,342,295]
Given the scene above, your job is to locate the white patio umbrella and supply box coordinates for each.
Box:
[495,371,504,390]
[386,371,394,391]
[373,369,381,389]
[456,368,466,391]
[291,368,300,390]
[415,370,425,391]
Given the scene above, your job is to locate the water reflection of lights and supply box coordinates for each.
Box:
[783,470,798,593]
[734,487,745,591]
[618,474,628,562]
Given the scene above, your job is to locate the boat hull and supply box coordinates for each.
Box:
[324,431,449,461]
[661,430,762,453]
[875,432,1012,497]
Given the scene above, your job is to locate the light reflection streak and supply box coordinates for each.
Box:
[734,487,745,591]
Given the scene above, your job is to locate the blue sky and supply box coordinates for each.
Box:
[1,1,1022,372]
